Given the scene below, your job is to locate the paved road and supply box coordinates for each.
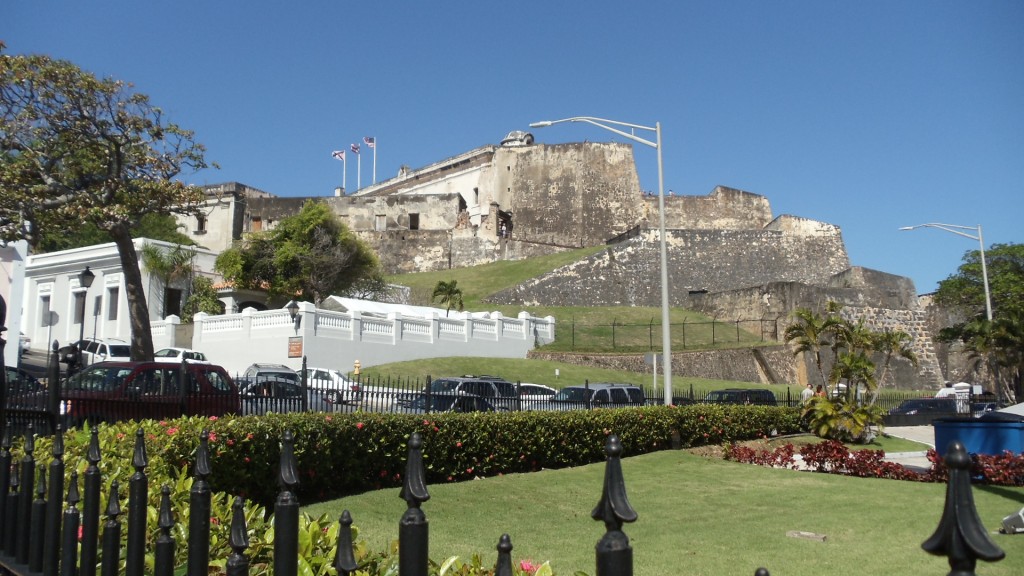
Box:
[882,425,935,472]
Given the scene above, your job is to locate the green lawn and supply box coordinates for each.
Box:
[305,450,1023,576]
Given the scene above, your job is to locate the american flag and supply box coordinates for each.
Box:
[331,150,345,161]
[351,143,360,154]
[363,136,375,148]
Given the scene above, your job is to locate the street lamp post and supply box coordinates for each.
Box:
[530,117,673,404]
[77,266,96,369]
[900,223,995,399]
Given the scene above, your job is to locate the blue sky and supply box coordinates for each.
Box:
[5,1,1022,294]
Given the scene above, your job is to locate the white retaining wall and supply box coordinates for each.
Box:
[190,302,556,375]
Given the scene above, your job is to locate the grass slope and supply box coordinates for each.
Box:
[306,451,1024,576]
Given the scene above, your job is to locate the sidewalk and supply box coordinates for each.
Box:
[882,425,935,472]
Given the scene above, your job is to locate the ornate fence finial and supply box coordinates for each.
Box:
[495,534,514,576]
[196,429,212,480]
[132,428,148,470]
[87,425,101,467]
[279,430,299,491]
[400,432,429,509]
[52,423,64,459]
[154,486,176,576]
[398,432,430,576]
[105,481,121,519]
[922,440,1005,575]
[592,434,637,576]
[334,510,357,576]
[754,568,771,576]
[226,496,250,576]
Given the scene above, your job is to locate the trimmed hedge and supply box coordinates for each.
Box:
[146,404,803,506]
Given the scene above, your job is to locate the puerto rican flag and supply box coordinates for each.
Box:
[331,150,345,161]
[351,143,360,154]
[363,136,375,148]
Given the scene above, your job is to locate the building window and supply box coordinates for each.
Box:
[165,288,182,318]
[40,295,51,327]
[409,213,420,230]
[375,215,386,232]
[195,215,207,234]
[108,287,119,321]
[74,292,86,324]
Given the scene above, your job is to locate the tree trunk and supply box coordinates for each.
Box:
[110,226,155,361]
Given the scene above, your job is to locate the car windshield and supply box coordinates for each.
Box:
[108,345,131,357]
[65,366,134,392]
[552,388,590,402]
[410,394,458,411]
[154,349,179,358]
[259,371,299,383]
[430,380,461,394]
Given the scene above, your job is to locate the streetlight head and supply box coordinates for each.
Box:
[529,121,552,128]
[285,300,299,319]
[898,226,915,231]
[79,266,95,289]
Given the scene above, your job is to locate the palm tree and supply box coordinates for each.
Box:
[784,307,840,388]
[871,329,918,403]
[431,280,464,317]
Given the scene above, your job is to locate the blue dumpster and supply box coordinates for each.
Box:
[933,416,1024,457]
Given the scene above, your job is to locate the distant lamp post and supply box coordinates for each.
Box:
[77,266,96,368]
[530,116,673,404]
[286,300,302,331]
[900,223,996,400]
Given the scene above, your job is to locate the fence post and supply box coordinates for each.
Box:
[921,440,1005,574]
[399,432,429,576]
[0,425,9,551]
[5,463,18,554]
[333,510,357,576]
[81,427,102,576]
[16,427,36,563]
[226,496,250,576]
[60,472,80,576]
[495,534,513,576]
[274,430,299,576]
[29,465,46,572]
[43,426,64,576]
[592,435,637,576]
[126,429,149,576]
[154,487,176,576]
[187,431,212,576]
[100,482,121,576]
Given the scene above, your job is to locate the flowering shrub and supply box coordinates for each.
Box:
[724,438,1024,486]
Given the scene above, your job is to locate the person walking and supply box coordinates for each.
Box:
[800,383,814,404]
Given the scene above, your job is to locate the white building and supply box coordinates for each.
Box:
[19,239,220,354]
[1,240,29,369]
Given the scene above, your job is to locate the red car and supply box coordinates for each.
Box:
[61,361,240,426]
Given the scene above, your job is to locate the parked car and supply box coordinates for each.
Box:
[705,388,778,406]
[4,366,43,397]
[58,338,131,367]
[534,382,646,411]
[518,383,557,403]
[238,378,330,415]
[59,361,239,426]
[395,393,498,414]
[427,376,518,411]
[154,347,211,364]
[18,332,31,356]
[970,402,998,418]
[302,367,362,405]
[887,397,957,416]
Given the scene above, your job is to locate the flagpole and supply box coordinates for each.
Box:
[372,139,377,184]
[343,155,347,195]
[357,151,362,190]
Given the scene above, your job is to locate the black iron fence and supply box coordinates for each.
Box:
[0,426,1007,576]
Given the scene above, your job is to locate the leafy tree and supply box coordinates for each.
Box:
[431,280,464,317]
[215,200,379,306]
[35,213,195,253]
[783,307,839,388]
[181,276,224,323]
[0,49,211,360]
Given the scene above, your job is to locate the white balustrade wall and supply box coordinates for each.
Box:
[189,302,556,375]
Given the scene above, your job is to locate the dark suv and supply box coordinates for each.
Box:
[705,388,778,406]
[536,382,646,411]
[60,361,239,426]
[427,376,518,411]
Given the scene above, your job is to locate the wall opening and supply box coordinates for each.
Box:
[409,213,420,230]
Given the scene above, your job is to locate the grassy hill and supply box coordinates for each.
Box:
[386,246,772,354]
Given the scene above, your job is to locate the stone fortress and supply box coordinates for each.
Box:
[183,133,953,390]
